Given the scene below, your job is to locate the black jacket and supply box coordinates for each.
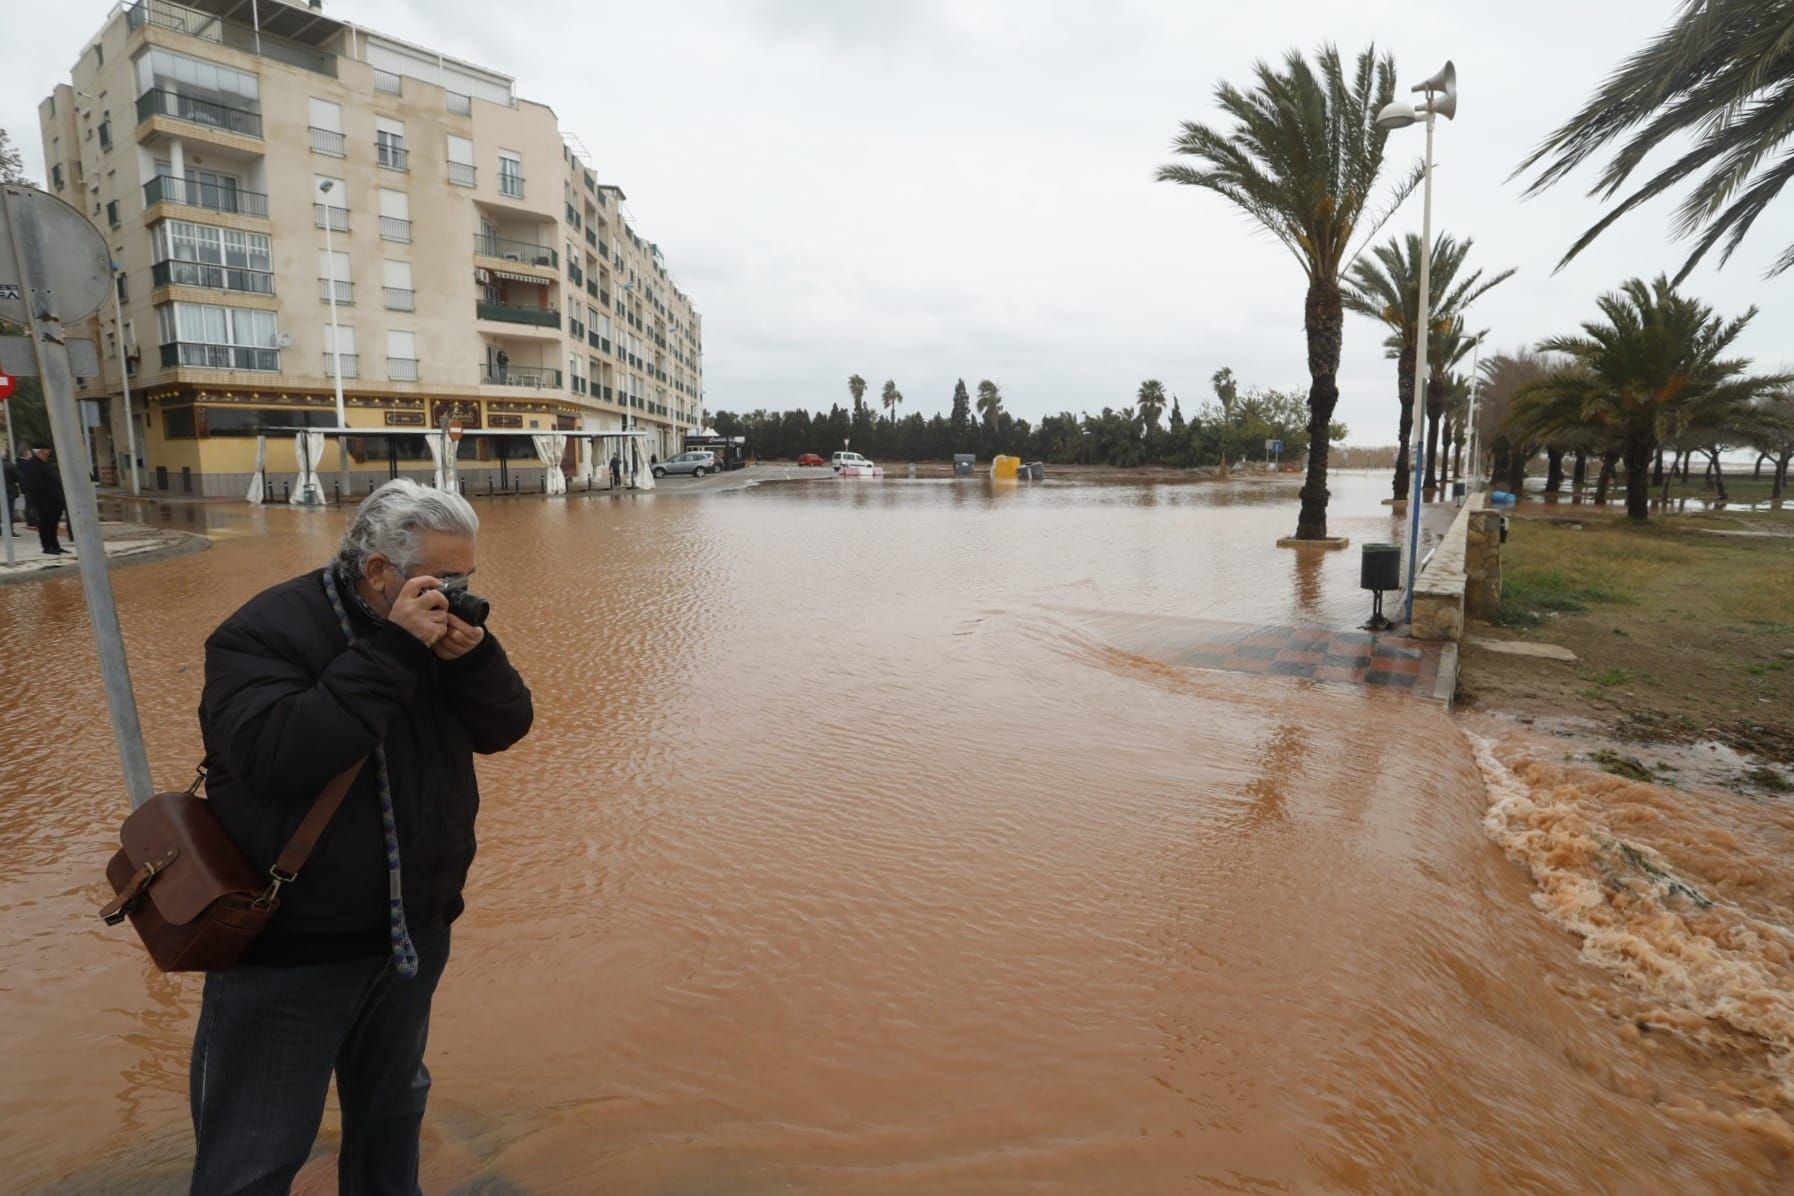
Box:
[199,567,533,963]
[19,456,63,507]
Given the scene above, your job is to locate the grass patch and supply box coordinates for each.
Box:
[1596,667,1631,687]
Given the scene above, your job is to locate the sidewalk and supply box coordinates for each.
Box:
[0,518,208,585]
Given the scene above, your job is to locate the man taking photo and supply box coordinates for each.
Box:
[193,479,532,1193]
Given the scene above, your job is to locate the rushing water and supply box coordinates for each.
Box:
[3,471,1792,1193]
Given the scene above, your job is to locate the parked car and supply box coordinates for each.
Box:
[653,450,717,478]
[797,453,826,467]
[831,451,876,473]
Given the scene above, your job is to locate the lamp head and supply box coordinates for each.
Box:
[319,179,335,193]
[1376,101,1419,130]
[1411,60,1457,120]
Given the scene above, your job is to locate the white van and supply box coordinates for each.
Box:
[831,451,876,474]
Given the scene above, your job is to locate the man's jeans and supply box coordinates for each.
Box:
[188,926,450,1196]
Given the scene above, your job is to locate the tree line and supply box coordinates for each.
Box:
[713,373,1346,468]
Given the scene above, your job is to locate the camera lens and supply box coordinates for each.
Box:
[451,589,490,627]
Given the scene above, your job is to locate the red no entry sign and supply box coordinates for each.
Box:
[0,372,15,400]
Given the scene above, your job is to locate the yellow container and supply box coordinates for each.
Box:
[992,455,1019,480]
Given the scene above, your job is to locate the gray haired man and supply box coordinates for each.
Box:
[193,479,533,1194]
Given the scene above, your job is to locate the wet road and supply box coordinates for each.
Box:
[4,470,1791,1192]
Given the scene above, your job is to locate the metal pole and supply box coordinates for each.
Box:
[321,184,348,506]
[3,188,154,807]
[111,270,140,495]
[1,384,16,565]
[1401,104,1436,630]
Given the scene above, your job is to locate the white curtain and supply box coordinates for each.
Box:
[246,433,267,504]
[632,436,655,490]
[574,438,592,485]
[290,431,325,505]
[532,433,568,495]
[423,431,446,490]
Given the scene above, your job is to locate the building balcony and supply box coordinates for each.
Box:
[586,279,599,299]
[384,287,414,311]
[449,162,476,188]
[498,173,525,200]
[160,341,279,371]
[588,330,600,349]
[151,258,274,295]
[319,277,353,304]
[388,357,419,382]
[480,363,561,388]
[474,234,555,268]
[476,301,559,328]
[144,173,268,217]
[584,227,597,248]
[323,352,359,378]
[380,216,412,243]
[315,204,349,232]
[136,88,262,139]
[377,143,409,172]
[126,0,338,76]
[309,126,345,156]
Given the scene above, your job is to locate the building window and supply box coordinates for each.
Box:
[98,118,113,151]
[152,219,273,295]
[376,118,408,171]
[446,91,471,116]
[446,135,475,187]
[377,188,410,242]
[313,175,348,231]
[382,259,414,310]
[318,248,352,304]
[498,151,523,199]
[324,324,357,378]
[116,272,129,302]
[308,98,344,156]
[106,199,121,227]
[156,301,279,371]
[52,164,64,189]
[387,329,417,380]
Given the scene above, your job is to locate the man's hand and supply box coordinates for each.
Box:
[389,575,449,647]
[432,613,486,661]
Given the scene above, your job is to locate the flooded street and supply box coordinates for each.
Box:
[5,471,1793,1192]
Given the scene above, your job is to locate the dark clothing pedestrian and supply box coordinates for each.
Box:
[19,452,65,554]
[200,567,533,952]
[609,454,622,486]
[193,565,532,1186]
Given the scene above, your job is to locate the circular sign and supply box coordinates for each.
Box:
[0,373,14,400]
[0,185,114,324]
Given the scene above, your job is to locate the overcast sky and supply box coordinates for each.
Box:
[6,0,1790,444]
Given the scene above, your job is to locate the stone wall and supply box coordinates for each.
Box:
[1466,510,1503,622]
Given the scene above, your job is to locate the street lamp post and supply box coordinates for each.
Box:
[1376,61,1457,629]
[319,179,349,506]
[111,263,140,495]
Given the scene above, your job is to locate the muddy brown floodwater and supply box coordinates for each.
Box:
[4,471,1793,1193]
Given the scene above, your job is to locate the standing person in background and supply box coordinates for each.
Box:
[3,452,22,527]
[19,444,66,556]
[609,452,622,488]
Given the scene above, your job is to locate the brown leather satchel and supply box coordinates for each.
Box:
[99,762,363,973]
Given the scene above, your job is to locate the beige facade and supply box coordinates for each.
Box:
[38,0,704,497]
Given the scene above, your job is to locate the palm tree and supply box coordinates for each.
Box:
[1419,320,1483,491]
[880,379,900,423]
[1137,380,1167,431]
[1344,233,1514,500]
[1517,0,1794,281]
[1158,44,1417,539]
[1210,367,1238,419]
[848,374,866,414]
[976,380,1004,430]
[1511,276,1785,521]
[1477,350,1552,491]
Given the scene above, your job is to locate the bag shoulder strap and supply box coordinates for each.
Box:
[271,759,366,882]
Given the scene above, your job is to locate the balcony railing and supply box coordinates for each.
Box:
[476,301,559,328]
[570,377,586,395]
[588,330,600,349]
[474,234,556,268]
[586,279,599,299]
[447,92,472,116]
[498,172,524,199]
[374,69,403,95]
[144,174,268,217]
[570,319,585,340]
[127,0,337,75]
[151,259,275,295]
[585,227,597,247]
[388,357,419,381]
[136,88,262,138]
[309,127,345,156]
[160,341,279,371]
[377,143,409,172]
[480,363,561,388]
[384,287,415,311]
[319,277,353,304]
[314,204,349,232]
[379,216,412,243]
[323,353,359,378]
[449,162,476,188]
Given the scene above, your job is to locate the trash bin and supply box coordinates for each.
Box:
[953,454,975,477]
[1361,543,1401,592]
[1452,480,1466,503]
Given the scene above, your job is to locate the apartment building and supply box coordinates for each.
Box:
[38,0,705,496]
